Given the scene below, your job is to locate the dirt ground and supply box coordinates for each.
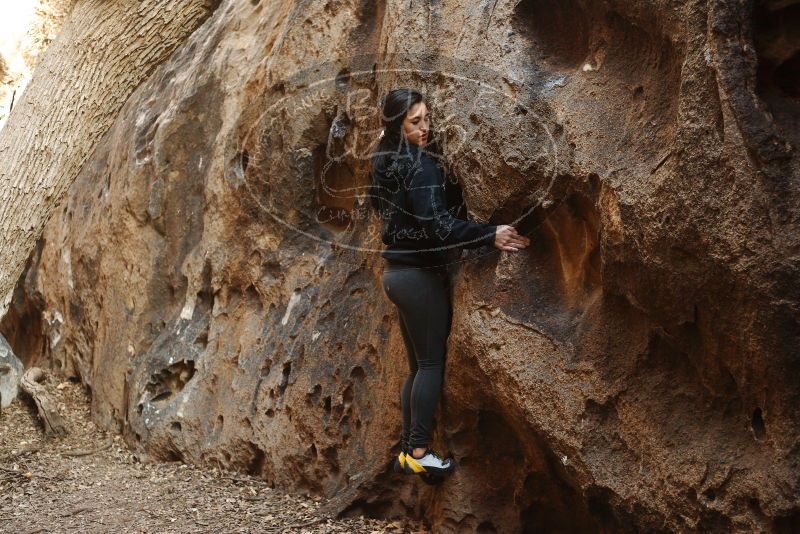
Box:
[0,377,426,534]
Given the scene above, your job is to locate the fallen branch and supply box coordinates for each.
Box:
[0,444,41,462]
[20,368,67,437]
[60,439,113,457]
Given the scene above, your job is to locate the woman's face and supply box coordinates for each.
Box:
[402,101,429,146]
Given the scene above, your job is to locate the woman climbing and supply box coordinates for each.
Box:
[368,88,530,481]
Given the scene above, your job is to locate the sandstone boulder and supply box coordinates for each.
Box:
[2,0,798,531]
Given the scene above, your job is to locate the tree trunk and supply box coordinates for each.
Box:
[20,367,67,436]
[0,0,221,320]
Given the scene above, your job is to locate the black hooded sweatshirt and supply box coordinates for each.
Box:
[369,140,497,269]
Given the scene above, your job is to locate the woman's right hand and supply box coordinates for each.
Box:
[493,225,530,252]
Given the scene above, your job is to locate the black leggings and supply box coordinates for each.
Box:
[381,263,452,449]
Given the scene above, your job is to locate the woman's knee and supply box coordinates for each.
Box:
[416,351,445,371]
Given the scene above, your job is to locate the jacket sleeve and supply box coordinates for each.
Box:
[406,156,497,249]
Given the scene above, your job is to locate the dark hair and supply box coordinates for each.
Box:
[368,88,442,212]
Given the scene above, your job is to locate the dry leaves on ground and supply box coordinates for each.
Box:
[0,378,427,534]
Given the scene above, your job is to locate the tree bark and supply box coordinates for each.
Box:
[20,367,67,436]
[0,0,222,320]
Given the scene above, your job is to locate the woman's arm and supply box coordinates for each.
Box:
[406,156,497,249]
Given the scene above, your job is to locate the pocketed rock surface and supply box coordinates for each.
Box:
[1,0,798,532]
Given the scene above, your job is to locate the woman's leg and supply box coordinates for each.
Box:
[384,270,419,449]
[398,313,418,448]
[382,268,450,453]
[407,271,450,455]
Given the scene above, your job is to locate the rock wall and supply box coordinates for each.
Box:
[3,0,799,531]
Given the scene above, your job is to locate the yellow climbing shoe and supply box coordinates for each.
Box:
[403,447,455,477]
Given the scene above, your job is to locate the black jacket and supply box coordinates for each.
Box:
[369,142,497,268]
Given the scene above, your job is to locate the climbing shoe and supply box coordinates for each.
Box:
[393,448,407,473]
[403,447,455,478]
[392,437,410,473]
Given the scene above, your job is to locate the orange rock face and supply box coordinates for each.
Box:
[3,0,799,531]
